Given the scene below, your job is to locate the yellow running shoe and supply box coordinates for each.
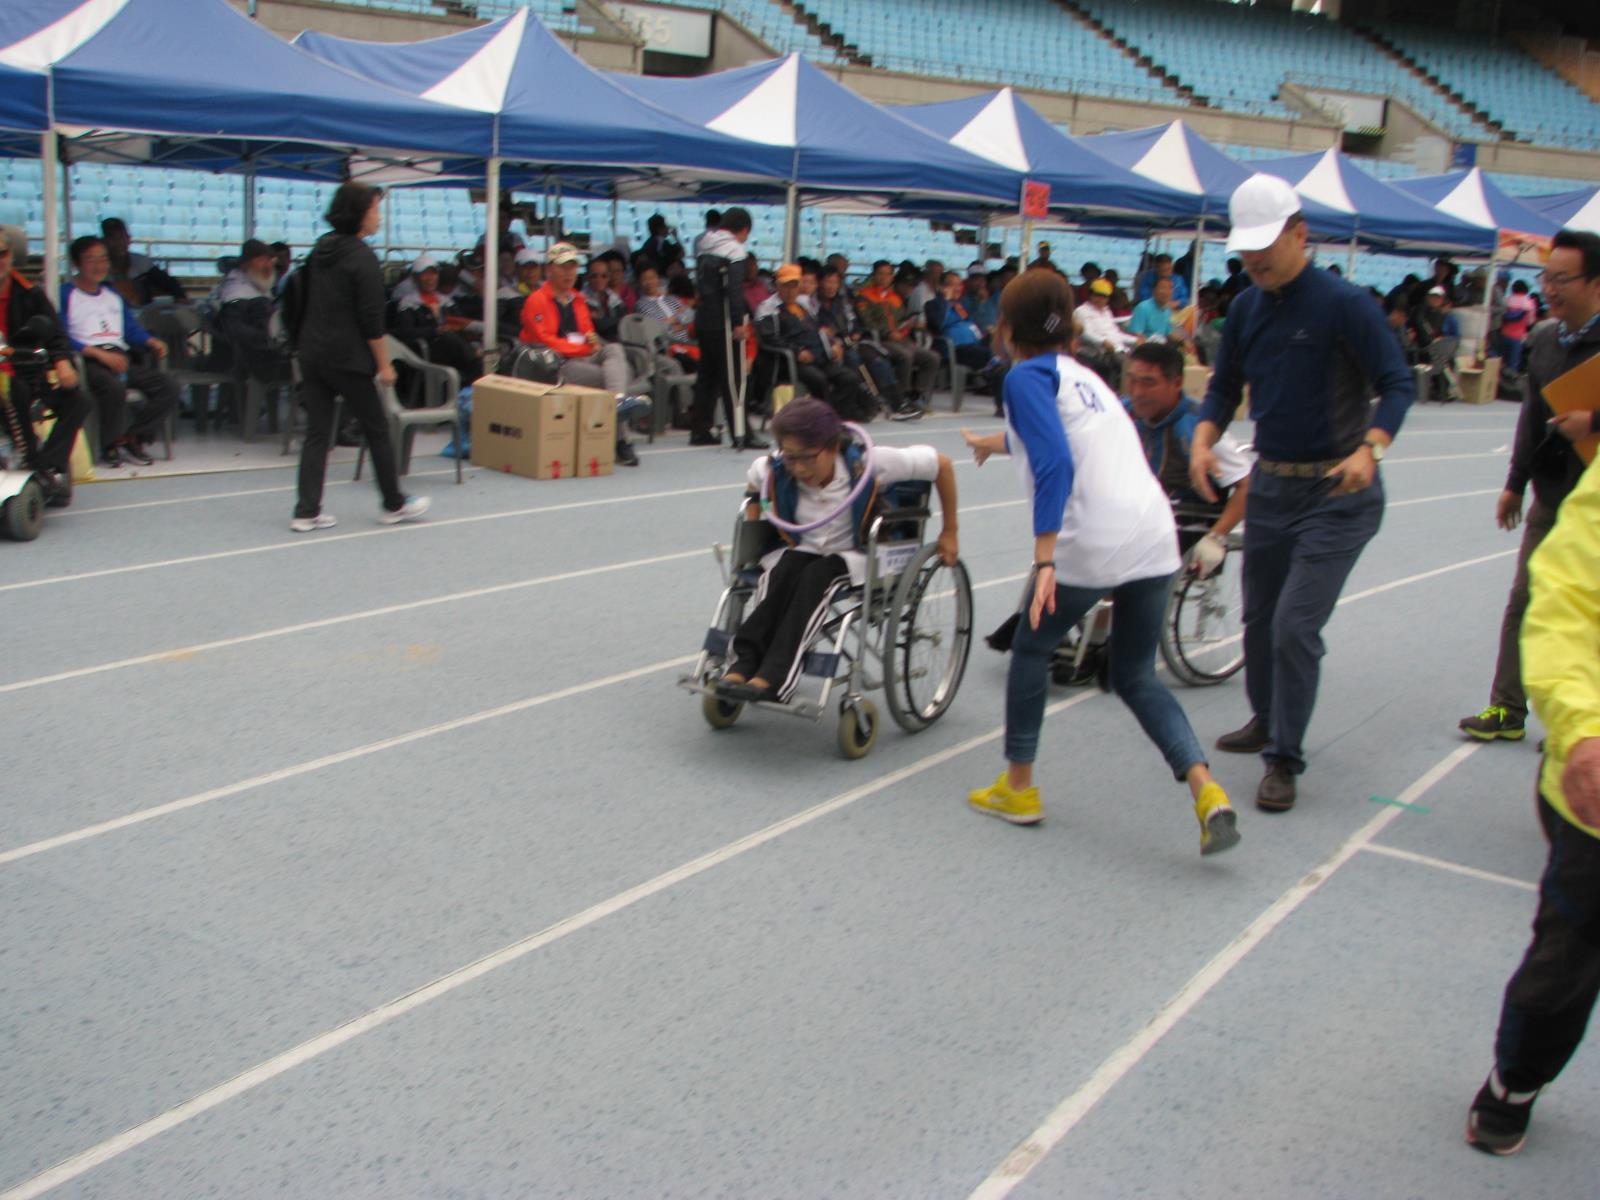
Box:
[1195,781,1241,856]
[968,772,1043,825]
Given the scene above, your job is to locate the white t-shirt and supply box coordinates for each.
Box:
[63,284,129,350]
[1073,300,1136,352]
[1005,352,1180,588]
[746,444,940,583]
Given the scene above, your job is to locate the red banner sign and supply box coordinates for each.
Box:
[1020,180,1050,220]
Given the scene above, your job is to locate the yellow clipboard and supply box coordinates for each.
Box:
[1540,351,1600,465]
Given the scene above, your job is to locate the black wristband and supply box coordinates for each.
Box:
[1034,561,1055,570]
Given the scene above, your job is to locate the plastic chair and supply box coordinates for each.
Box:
[619,313,695,440]
[355,335,463,484]
[137,304,243,436]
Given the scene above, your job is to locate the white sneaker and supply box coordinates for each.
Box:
[377,495,431,525]
[289,514,338,533]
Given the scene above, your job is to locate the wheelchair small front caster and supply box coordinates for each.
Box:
[702,692,743,730]
[836,697,879,760]
[1,476,44,542]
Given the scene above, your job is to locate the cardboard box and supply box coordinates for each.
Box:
[573,388,618,477]
[470,374,578,480]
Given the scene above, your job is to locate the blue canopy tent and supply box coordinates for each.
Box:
[1078,120,1261,221]
[0,0,494,295]
[893,90,1194,223]
[1524,187,1600,236]
[1249,148,1498,255]
[1392,168,1561,241]
[614,54,1026,256]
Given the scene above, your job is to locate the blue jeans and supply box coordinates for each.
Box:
[1502,337,1525,375]
[1242,469,1385,773]
[1006,572,1206,780]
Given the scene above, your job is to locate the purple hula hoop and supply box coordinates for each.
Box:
[761,421,877,536]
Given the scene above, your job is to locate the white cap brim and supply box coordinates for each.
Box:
[1225,217,1289,254]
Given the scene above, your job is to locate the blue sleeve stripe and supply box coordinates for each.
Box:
[1004,357,1074,536]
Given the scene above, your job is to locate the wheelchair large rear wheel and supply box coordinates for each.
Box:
[1160,562,1244,686]
[882,545,973,733]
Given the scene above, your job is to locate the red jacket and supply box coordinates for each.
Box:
[520,283,597,358]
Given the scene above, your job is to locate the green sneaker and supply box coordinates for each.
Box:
[1458,706,1526,742]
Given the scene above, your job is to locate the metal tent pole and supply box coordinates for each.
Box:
[483,158,502,374]
[42,130,60,299]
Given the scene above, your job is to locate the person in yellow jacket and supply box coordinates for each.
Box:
[1466,454,1600,1156]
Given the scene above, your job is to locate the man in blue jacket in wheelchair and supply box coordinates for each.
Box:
[717,398,959,704]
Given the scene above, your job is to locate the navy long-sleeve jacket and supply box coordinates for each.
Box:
[1199,265,1413,462]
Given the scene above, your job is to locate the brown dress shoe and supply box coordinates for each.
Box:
[1256,763,1297,812]
[1216,715,1270,754]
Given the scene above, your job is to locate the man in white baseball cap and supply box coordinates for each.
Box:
[1188,172,1415,814]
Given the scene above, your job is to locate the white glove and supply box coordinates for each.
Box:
[1190,534,1226,579]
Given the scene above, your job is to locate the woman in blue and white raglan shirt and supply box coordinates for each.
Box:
[961,271,1239,856]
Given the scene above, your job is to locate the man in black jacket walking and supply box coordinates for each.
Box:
[1458,229,1600,741]
[292,183,428,533]
[690,207,766,449]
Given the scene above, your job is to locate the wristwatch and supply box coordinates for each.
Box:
[1363,437,1386,462]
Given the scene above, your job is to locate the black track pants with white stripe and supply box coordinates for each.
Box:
[731,550,849,700]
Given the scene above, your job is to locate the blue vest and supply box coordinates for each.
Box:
[768,441,880,550]
[1129,395,1209,503]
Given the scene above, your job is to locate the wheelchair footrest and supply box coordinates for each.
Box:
[803,650,841,678]
[703,628,733,657]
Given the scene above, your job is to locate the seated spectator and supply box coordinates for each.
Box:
[582,258,626,341]
[270,242,293,291]
[214,239,286,384]
[1127,275,1181,342]
[1028,241,1061,274]
[640,214,683,274]
[514,246,543,296]
[1418,285,1462,402]
[601,250,637,313]
[389,254,482,386]
[814,264,910,419]
[798,260,821,316]
[925,270,993,369]
[61,234,178,467]
[856,259,939,408]
[1103,267,1132,317]
[519,241,637,464]
[1135,253,1189,306]
[906,259,943,318]
[637,268,699,371]
[100,217,186,307]
[825,253,854,299]
[0,224,86,506]
[1073,278,1137,355]
[1500,279,1536,377]
[1075,261,1101,305]
[742,256,772,316]
[760,263,873,422]
[1220,256,1247,302]
[1190,284,1224,365]
[972,271,1000,333]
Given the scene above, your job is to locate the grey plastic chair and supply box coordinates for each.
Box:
[137,304,246,439]
[355,335,463,484]
[620,313,695,440]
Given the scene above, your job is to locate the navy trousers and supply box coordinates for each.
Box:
[1241,468,1384,773]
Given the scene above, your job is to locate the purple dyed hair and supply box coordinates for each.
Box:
[770,397,843,449]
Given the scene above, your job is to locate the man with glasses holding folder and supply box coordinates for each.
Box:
[1459,229,1600,743]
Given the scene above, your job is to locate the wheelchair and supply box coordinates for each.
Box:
[1050,506,1245,690]
[680,479,974,759]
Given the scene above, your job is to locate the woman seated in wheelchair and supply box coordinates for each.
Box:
[716,397,958,704]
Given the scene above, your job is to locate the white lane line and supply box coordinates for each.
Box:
[0,655,696,870]
[1385,452,1502,464]
[55,469,463,518]
[0,549,707,697]
[0,690,1102,1200]
[1387,487,1499,508]
[1394,428,1514,436]
[0,482,739,594]
[1338,548,1514,605]
[967,742,1485,1200]
[1359,842,1538,892]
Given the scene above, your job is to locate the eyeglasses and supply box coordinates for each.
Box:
[1539,270,1590,288]
[781,447,825,465]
